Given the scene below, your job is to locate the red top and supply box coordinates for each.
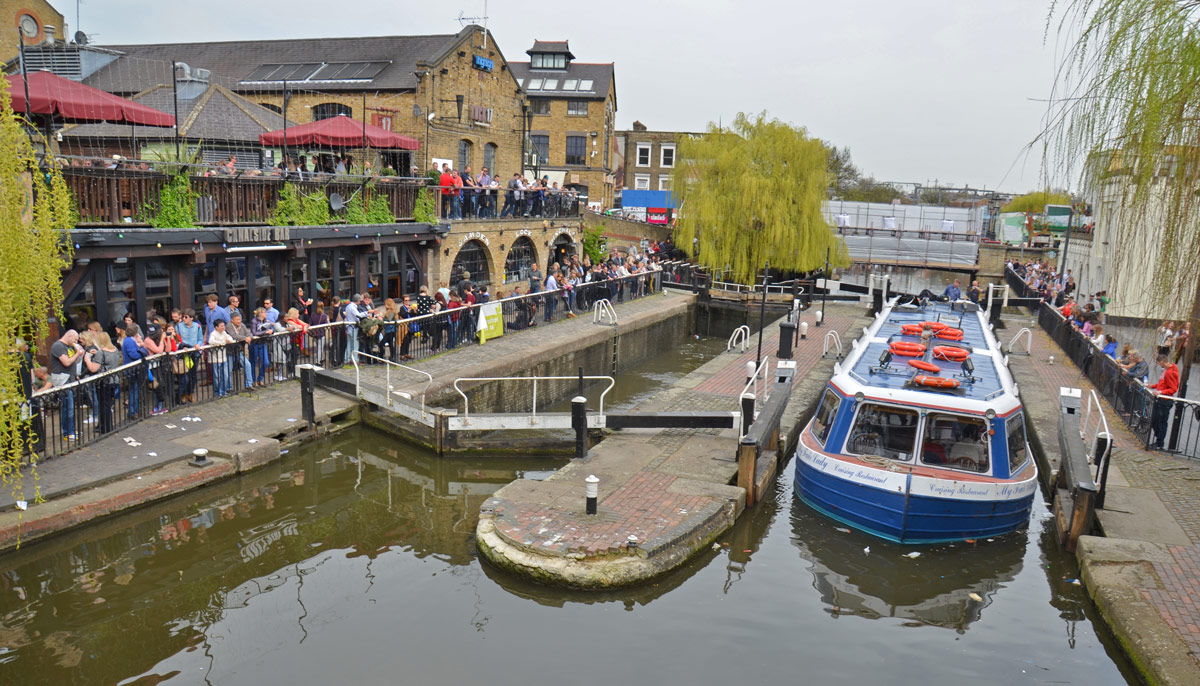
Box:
[439,172,456,195]
[1150,363,1180,397]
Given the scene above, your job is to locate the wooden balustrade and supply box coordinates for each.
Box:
[61,168,423,227]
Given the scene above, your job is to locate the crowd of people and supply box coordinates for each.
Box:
[28,245,669,449]
[435,163,580,220]
[1010,258,1186,450]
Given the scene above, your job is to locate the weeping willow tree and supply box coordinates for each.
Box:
[671,112,847,285]
[1047,0,1200,317]
[0,79,75,505]
[1001,190,1073,214]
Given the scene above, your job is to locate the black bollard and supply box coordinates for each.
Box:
[572,395,587,459]
[299,364,315,431]
[777,322,795,359]
[741,393,756,436]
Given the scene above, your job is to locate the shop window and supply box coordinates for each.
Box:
[1007,414,1028,474]
[812,390,841,447]
[920,412,991,473]
[337,250,356,300]
[366,254,382,300]
[252,257,274,310]
[847,403,918,461]
[191,259,216,310]
[65,273,96,331]
[145,259,173,321]
[565,135,586,166]
[315,251,333,305]
[504,237,537,284]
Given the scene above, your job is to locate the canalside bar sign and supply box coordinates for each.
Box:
[224,227,290,243]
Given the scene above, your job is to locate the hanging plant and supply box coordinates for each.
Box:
[0,78,75,510]
[142,173,197,228]
[582,223,607,263]
[365,183,395,224]
[412,185,437,224]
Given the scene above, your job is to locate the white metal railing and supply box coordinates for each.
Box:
[737,358,771,439]
[1007,328,1033,355]
[822,330,843,358]
[352,351,433,416]
[453,374,616,421]
[592,298,618,325]
[1081,389,1114,478]
[727,325,750,353]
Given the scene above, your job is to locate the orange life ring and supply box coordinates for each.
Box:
[913,374,961,389]
[889,341,926,357]
[908,359,940,373]
[921,321,949,331]
[935,328,964,340]
[932,346,969,362]
[900,324,924,336]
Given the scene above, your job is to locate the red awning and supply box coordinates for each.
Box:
[5,70,175,127]
[258,114,420,150]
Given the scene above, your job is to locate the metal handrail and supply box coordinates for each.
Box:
[727,325,750,353]
[822,330,843,358]
[1082,389,1111,448]
[592,298,618,325]
[453,374,616,419]
[352,351,433,416]
[739,358,770,407]
[1007,328,1033,355]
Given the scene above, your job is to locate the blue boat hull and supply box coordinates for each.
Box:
[794,449,1037,544]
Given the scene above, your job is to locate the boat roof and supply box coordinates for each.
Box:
[831,298,1022,416]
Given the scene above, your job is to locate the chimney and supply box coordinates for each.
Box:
[43,25,56,46]
[632,121,647,132]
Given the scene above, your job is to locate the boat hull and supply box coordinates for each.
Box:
[794,439,1038,544]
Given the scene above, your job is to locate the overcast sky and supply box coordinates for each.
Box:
[78,0,1067,193]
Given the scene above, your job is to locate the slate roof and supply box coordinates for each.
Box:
[83,28,475,95]
[508,61,615,104]
[62,82,294,142]
[527,40,574,58]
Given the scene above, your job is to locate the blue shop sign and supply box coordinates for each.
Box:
[473,55,494,72]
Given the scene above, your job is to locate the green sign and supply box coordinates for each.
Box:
[477,302,505,344]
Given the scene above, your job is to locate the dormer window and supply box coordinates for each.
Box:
[531,53,567,69]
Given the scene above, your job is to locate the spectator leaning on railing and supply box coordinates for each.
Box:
[1147,353,1181,450]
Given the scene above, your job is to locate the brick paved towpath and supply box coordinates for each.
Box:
[1006,314,1200,685]
[476,306,860,589]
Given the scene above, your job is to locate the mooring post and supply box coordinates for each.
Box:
[572,395,588,459]
[577,366,585,399]
[1095,431,1113,510]
[737,438,758,507]
[299,364,315,431]
[777,321,795,359]
[585,474,599,515]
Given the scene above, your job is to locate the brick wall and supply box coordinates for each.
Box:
[432,218,586,291]
[526,74,617,208]
[1,0,65,63]
[619,130,689,191]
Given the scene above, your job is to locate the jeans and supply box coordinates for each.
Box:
[235,349,253,389]
[450,195,461,219]
[252,342,269,384]
[1152,397,1172,448]
[345,325,361,362]
[544,293,557,321]
[500,196,516,218]
[213,361,229,397]
[98,384,116,434]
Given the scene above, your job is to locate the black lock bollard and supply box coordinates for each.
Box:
[777,322,795,359]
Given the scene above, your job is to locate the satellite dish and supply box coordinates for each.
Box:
[74,30,88,45]
[412,103,421,117]
[328,192,345,211]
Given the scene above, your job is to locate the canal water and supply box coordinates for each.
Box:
[838,264,974,297]
[0,340,1138,685]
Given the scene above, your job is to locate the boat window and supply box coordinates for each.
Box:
[920,412,990,473]
[847,403,919,461]
[812,390,841,447]
[1007,414,1028,473]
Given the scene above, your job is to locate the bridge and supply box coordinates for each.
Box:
[835,226,980,271]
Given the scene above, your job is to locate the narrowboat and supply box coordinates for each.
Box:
[794,297,1038,544]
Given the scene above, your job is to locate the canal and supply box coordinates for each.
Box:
[0,338,1138,685]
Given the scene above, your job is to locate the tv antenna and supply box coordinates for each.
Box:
[456,2,489,48]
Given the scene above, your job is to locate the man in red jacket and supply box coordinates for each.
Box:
[1148,353,1180,449]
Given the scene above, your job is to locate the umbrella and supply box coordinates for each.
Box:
[5,70,175,127]
[258,114,420,149]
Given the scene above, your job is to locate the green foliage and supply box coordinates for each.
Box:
[412,186,437,224]
[0,78,74,504]
[840,177,906,203]
[1001,190,1072,214]
[269,182,329,226]
[425,168,442,184]
[1048,0,1200,311]
[365,189,395,224]
[269,183,302,226]
[143,173,197,228]
[671,112,848,284]
[582,223,607,263]
[344,192,368,225]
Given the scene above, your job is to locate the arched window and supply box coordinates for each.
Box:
[458,139,473,170]
[549,233,576,269]
[504,237,537,284]
[451,239,490,287]
[312,102,352,121]
[483,143,497,174]
[258,102,283,114]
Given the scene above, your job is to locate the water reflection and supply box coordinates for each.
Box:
[788,492,1025,631]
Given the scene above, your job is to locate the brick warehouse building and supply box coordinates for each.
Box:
[509,40,618,210]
